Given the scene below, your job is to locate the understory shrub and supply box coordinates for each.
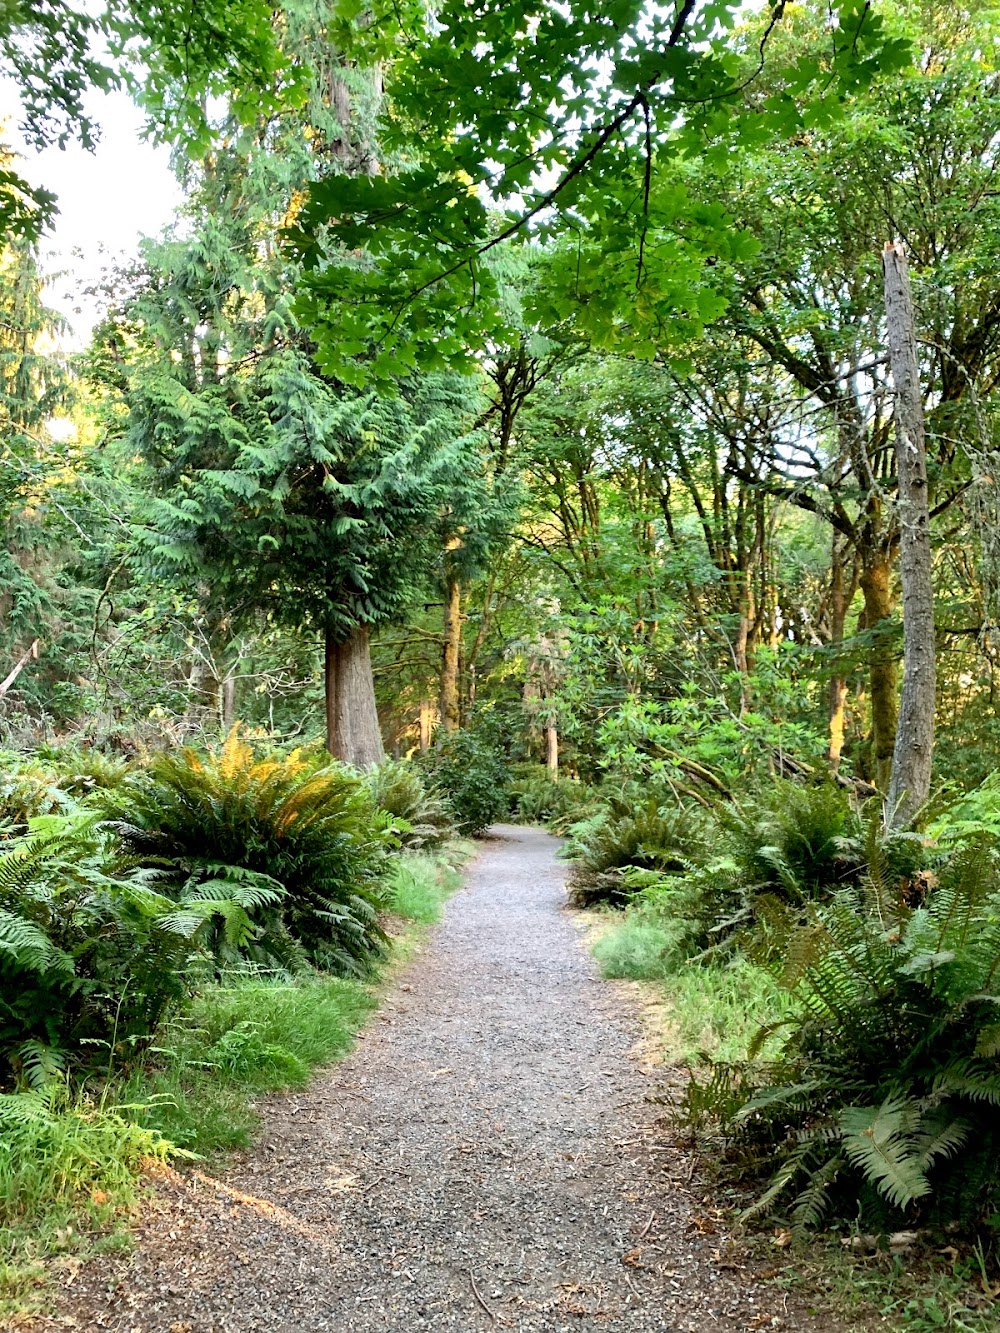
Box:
[365,758,456,849]
[420,729,508,836]
[682,841,1000,1233]
[105,728,391,976]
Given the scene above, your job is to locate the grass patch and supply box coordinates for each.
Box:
[386,846,468,923]
[592,912,684,981]
[592,906,794,1064]
[0,1089,172,1318]
[761,1235,1000,1333]
[657,957,796,1063]
[118,972,378,1155]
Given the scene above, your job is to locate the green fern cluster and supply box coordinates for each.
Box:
[566,800,710,907]
[510,771,600,832]
[0,813,279,1083]
[364,759,457,850]
[0,755,70,838]
[104,729,392,976]
[685,839,1000,1233]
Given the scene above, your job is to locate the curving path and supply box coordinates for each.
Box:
[50,825,811,1332]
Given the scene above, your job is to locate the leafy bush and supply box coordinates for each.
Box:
[105,729,391,976]
[35,746,131,800]
[420,729,508,836]
[683,841,1000,1233]
[365,758,456,849]
[566,800,709,906]
[0,814,277,1083]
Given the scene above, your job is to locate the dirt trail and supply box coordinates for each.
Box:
[48,825,812,1332]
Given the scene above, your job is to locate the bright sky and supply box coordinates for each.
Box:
[0,82,183,347]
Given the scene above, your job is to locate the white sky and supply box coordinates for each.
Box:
[0,82,182,346]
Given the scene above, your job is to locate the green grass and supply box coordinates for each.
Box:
[0,1088,172,1317]
[119,972,379,1154]
[762,1235,1000,1333]
[657,957,796,1063]
[591,907,795,1064]
[592,912,685,980]
[385,841,474,923]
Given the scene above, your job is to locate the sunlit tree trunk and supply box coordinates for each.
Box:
[546,720,559,778]
[883,242,935,825]
[440,573,462,732]
[827,536,857,771]
[419,699,433,751]
[325,625,384,768]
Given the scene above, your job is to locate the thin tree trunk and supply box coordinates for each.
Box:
[419,699,433,751]
[827,538,857,771]
[222,675,237,728]
[440,574,462,732]
[546,722,559,778]
[883,242,935,825]
[325,625,384,768]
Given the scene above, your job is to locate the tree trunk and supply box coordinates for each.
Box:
[827,538,856,771]
[222,674,237,728]
[546,721,559,778]
[325,625,384,769]
[440,574,462,732]
[860,556,898,792]
[419,699,433,751]
[883,242,935,826]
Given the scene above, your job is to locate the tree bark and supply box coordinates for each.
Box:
[325,625,385,769]
[883,242,935,826]
[440,574,462,732]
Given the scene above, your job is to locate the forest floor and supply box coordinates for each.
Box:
[32,825,837,1333]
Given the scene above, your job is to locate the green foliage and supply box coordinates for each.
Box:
[566,800,709,907]
[0,757,70,836]
[716,781,865,903]
[0,813,275,1083]
[685,844,1000,1232]
[364,759,456,850]
[120,972,377,1153]
[105,729,391,976]
[0,1080,174,1314]
[420,729,509,837]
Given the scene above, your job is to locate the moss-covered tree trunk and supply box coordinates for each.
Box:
[883,242,935,825]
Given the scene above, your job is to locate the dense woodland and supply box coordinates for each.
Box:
[6,0,1000,1323]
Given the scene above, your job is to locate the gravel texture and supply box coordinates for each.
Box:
[42,824,819,1332]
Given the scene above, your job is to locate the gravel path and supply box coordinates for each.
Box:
[49,825,813,1333]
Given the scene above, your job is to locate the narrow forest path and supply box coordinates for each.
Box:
[52,826,814,1333]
